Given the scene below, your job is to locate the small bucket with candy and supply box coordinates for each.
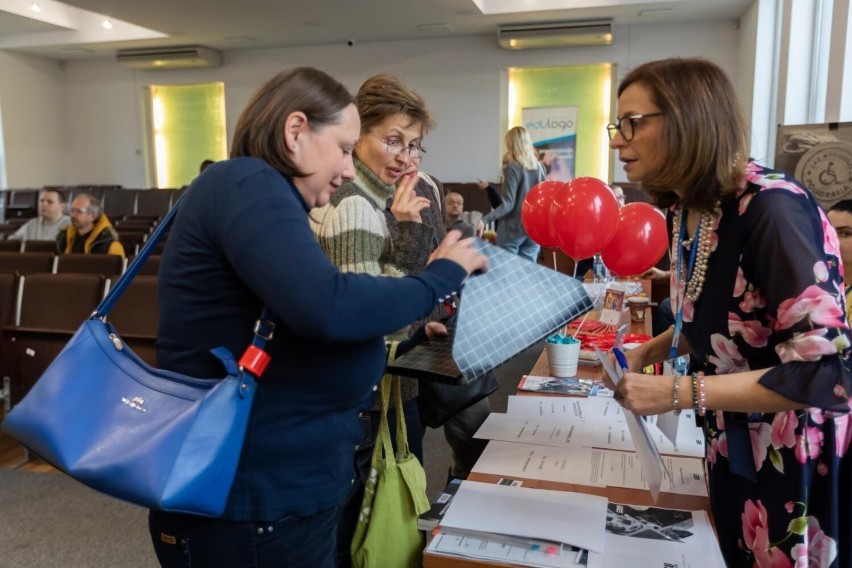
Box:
[546,334,581,377]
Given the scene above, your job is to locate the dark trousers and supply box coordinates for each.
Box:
[335,397,422,568]
[148,504,341,568]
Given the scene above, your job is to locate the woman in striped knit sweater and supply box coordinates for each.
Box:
[310,73,443,568]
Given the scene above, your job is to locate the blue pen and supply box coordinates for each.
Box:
[612,347,628,380]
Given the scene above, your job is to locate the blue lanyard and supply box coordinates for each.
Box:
[669,211,701,360]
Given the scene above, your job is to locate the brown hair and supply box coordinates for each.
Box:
[618,58,749,212]
[231,67,354,177]
[355,74,435,136]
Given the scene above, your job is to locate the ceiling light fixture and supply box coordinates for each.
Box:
[638,8,674,17]
[102,19,113,29]
[30,2,41,12]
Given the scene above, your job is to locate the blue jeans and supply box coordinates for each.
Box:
[148,505,340,568]
[496,233,540,263]
[335,397,422,568]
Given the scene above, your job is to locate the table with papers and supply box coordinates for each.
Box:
[423,309,721,568]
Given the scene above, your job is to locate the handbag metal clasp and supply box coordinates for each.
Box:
[253,318,275,342]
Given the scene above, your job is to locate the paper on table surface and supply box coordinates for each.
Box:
[471,441,707,497]
[440,480,608,553]
[426,530,582,568]
[506,395,705,454]
[585,504,725,568]
[594,346,666,501]
[474,412,704,458]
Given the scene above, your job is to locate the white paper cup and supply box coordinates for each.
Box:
[546,340,581,377]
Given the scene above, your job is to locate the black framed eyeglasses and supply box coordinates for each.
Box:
[606,112,664,141]
[371,133,426,158]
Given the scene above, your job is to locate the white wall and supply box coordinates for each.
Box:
[0,51,65,188]
[14,19,741,188]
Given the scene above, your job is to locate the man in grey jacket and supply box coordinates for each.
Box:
[9,189,70,241]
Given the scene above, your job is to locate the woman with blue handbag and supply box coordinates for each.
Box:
[148,67,487,568]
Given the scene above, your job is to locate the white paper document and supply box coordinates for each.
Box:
[507,394,705,453]
[440,480,608,553]
[475,413,704,458]
[471,441,707,497]
[586,503,725,568]
[507,395,626,422]
[427,530,583,568]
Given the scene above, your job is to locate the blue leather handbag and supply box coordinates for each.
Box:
[2,196,272,517]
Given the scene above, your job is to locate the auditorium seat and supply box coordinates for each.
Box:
[106,275,158,365]
[3,273,106,406]
[0,241,22,252]
[0,252,55,274]
[22,240,59,253]
[55,253,124,276]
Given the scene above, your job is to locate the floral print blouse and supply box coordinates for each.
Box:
[670,162,851,567]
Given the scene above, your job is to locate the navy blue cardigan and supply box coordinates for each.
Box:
[157,157,465,521]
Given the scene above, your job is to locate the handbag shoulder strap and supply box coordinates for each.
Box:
[93,191,186,317]
[92,188,277,379]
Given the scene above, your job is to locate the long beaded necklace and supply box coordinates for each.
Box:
[671,207,715,302]
[668,205,715,360]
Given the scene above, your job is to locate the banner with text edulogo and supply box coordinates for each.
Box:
[522,106,578,182]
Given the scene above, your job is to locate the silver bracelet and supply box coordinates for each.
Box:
[671,373,682,416]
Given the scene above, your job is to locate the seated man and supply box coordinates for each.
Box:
[57,193,124,257]
[9,189,70,241]
[443,192,475,238]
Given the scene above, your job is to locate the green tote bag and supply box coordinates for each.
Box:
[351,370,430,568]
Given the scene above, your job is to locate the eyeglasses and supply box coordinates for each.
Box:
[371,133,426,158]
[606,112,664,141]
[69,207,92,215]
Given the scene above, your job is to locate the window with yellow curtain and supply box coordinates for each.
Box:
[147,82,227,189]
[508,64,614,181]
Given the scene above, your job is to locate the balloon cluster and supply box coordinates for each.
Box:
[521,177,667,276]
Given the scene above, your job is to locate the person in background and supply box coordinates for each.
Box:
[641,266,676,336]
[199,159,215,174]
[9,189,70,241]
[828,199,852,322]
[443,192,475,238]
[610,184,626,207]
[56,193,124,257]
[400,158,492,485]
[149,66,487,568]
[606,57,851,567]
[309,73,437,568]
[475,126,545,262]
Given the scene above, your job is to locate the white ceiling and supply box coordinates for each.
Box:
[0,0,753,60]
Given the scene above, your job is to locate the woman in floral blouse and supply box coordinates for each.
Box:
[607,58,851,567]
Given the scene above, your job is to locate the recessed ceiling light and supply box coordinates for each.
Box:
[102,19,113,29]
[30,3,41,13]
[638,8,674,17]
[417,23,453,32]
[224,36,259,44]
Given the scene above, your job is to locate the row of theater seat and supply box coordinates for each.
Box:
[5,188,183,220]
[1,272,159,408]
[0,252,160,277]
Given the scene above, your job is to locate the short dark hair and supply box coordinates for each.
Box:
[618,58,748,212]
[355,74,435,136]
[41,189,66,203]
[830,199,852,214]
[230,67,354,178]
[199,159,215,174]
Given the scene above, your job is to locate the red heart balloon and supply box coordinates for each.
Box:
[521,180,564,249]
[549,177,620,260]
[600,202,668,276]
